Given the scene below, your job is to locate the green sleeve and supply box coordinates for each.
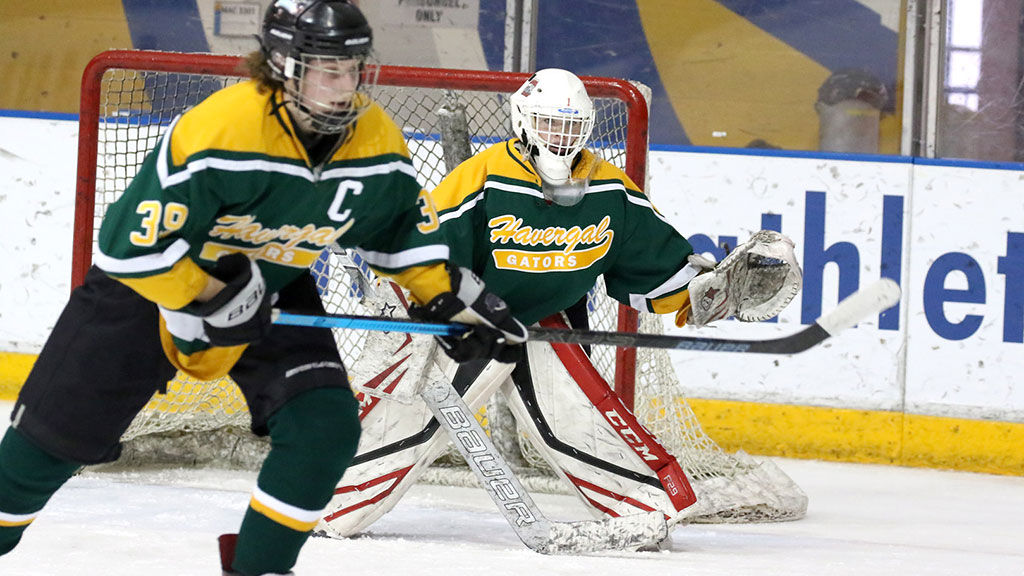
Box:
[603,188,695,311]
[96,131,222,279]
[351,162,452,275]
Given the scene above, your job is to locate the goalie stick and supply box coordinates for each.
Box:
[418,376,669,554]
[273,278,901,353]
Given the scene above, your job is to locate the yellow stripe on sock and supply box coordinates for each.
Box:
[248,488,322,532]
[0,510,39,527]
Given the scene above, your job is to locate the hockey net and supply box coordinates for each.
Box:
[75,50,806,523]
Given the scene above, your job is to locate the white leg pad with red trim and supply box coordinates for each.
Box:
[316,333,515,538]
[502,323,697,525]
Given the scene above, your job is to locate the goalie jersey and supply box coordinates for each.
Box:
[430,139,698,325]
[95,79,450,379]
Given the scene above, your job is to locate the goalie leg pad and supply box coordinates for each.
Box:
[502,330,696,524]
[317,355,515,537]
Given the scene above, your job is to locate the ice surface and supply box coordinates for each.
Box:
[1,405,1022,576]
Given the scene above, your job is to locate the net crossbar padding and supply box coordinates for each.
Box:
[75,50,806,523]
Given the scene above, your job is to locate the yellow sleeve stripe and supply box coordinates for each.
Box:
[249,487,323,533]
[0,510,39,527]
[114,258,211,310]
[628,263,702,311]
[650,289,691,315]
[386,263,452,306]
[157,317,247,381]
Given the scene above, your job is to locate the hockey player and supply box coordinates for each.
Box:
[319,69,802,541]
[0,2,525,575]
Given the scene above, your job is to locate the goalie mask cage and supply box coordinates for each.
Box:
[74,50,806,523]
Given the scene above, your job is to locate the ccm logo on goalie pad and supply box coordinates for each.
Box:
[438,406,538,527]
[604,410,659,462]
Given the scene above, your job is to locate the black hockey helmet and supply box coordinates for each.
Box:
[261,0,373,81]
[259,0,377,134]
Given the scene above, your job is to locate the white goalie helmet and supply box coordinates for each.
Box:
[510,69,596,186]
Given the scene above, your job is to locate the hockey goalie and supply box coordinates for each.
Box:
[317,68,803,543]
[319,241,800,543]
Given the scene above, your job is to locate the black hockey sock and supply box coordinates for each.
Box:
[0,428,81,555]
[232,387,360,574]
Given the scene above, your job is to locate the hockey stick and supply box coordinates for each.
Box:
[273,278,901,353]
[419,377,668,554]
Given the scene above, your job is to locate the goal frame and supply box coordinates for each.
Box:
[73,49,649,404]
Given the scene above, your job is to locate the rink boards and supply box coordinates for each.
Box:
[0,115,1021,475]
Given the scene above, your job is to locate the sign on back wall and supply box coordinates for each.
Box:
[650,150,1023,423]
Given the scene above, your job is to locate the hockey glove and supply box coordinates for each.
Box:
[408,265,527,364]
[180,253,272,346]
[685,230,802,328]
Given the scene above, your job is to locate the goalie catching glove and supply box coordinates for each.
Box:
[685,230,803,328]
[408,265,527,363]
[178,252,273,346]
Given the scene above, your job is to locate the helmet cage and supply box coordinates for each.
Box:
[282,53,379,134]
[522,108,594,158]
[520,107,594,185]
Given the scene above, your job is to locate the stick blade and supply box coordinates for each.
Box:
[538,512,668,555]
[817,278,902,336]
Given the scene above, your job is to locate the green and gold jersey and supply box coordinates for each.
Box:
[431,140,699,326]
[95,80,449,378]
